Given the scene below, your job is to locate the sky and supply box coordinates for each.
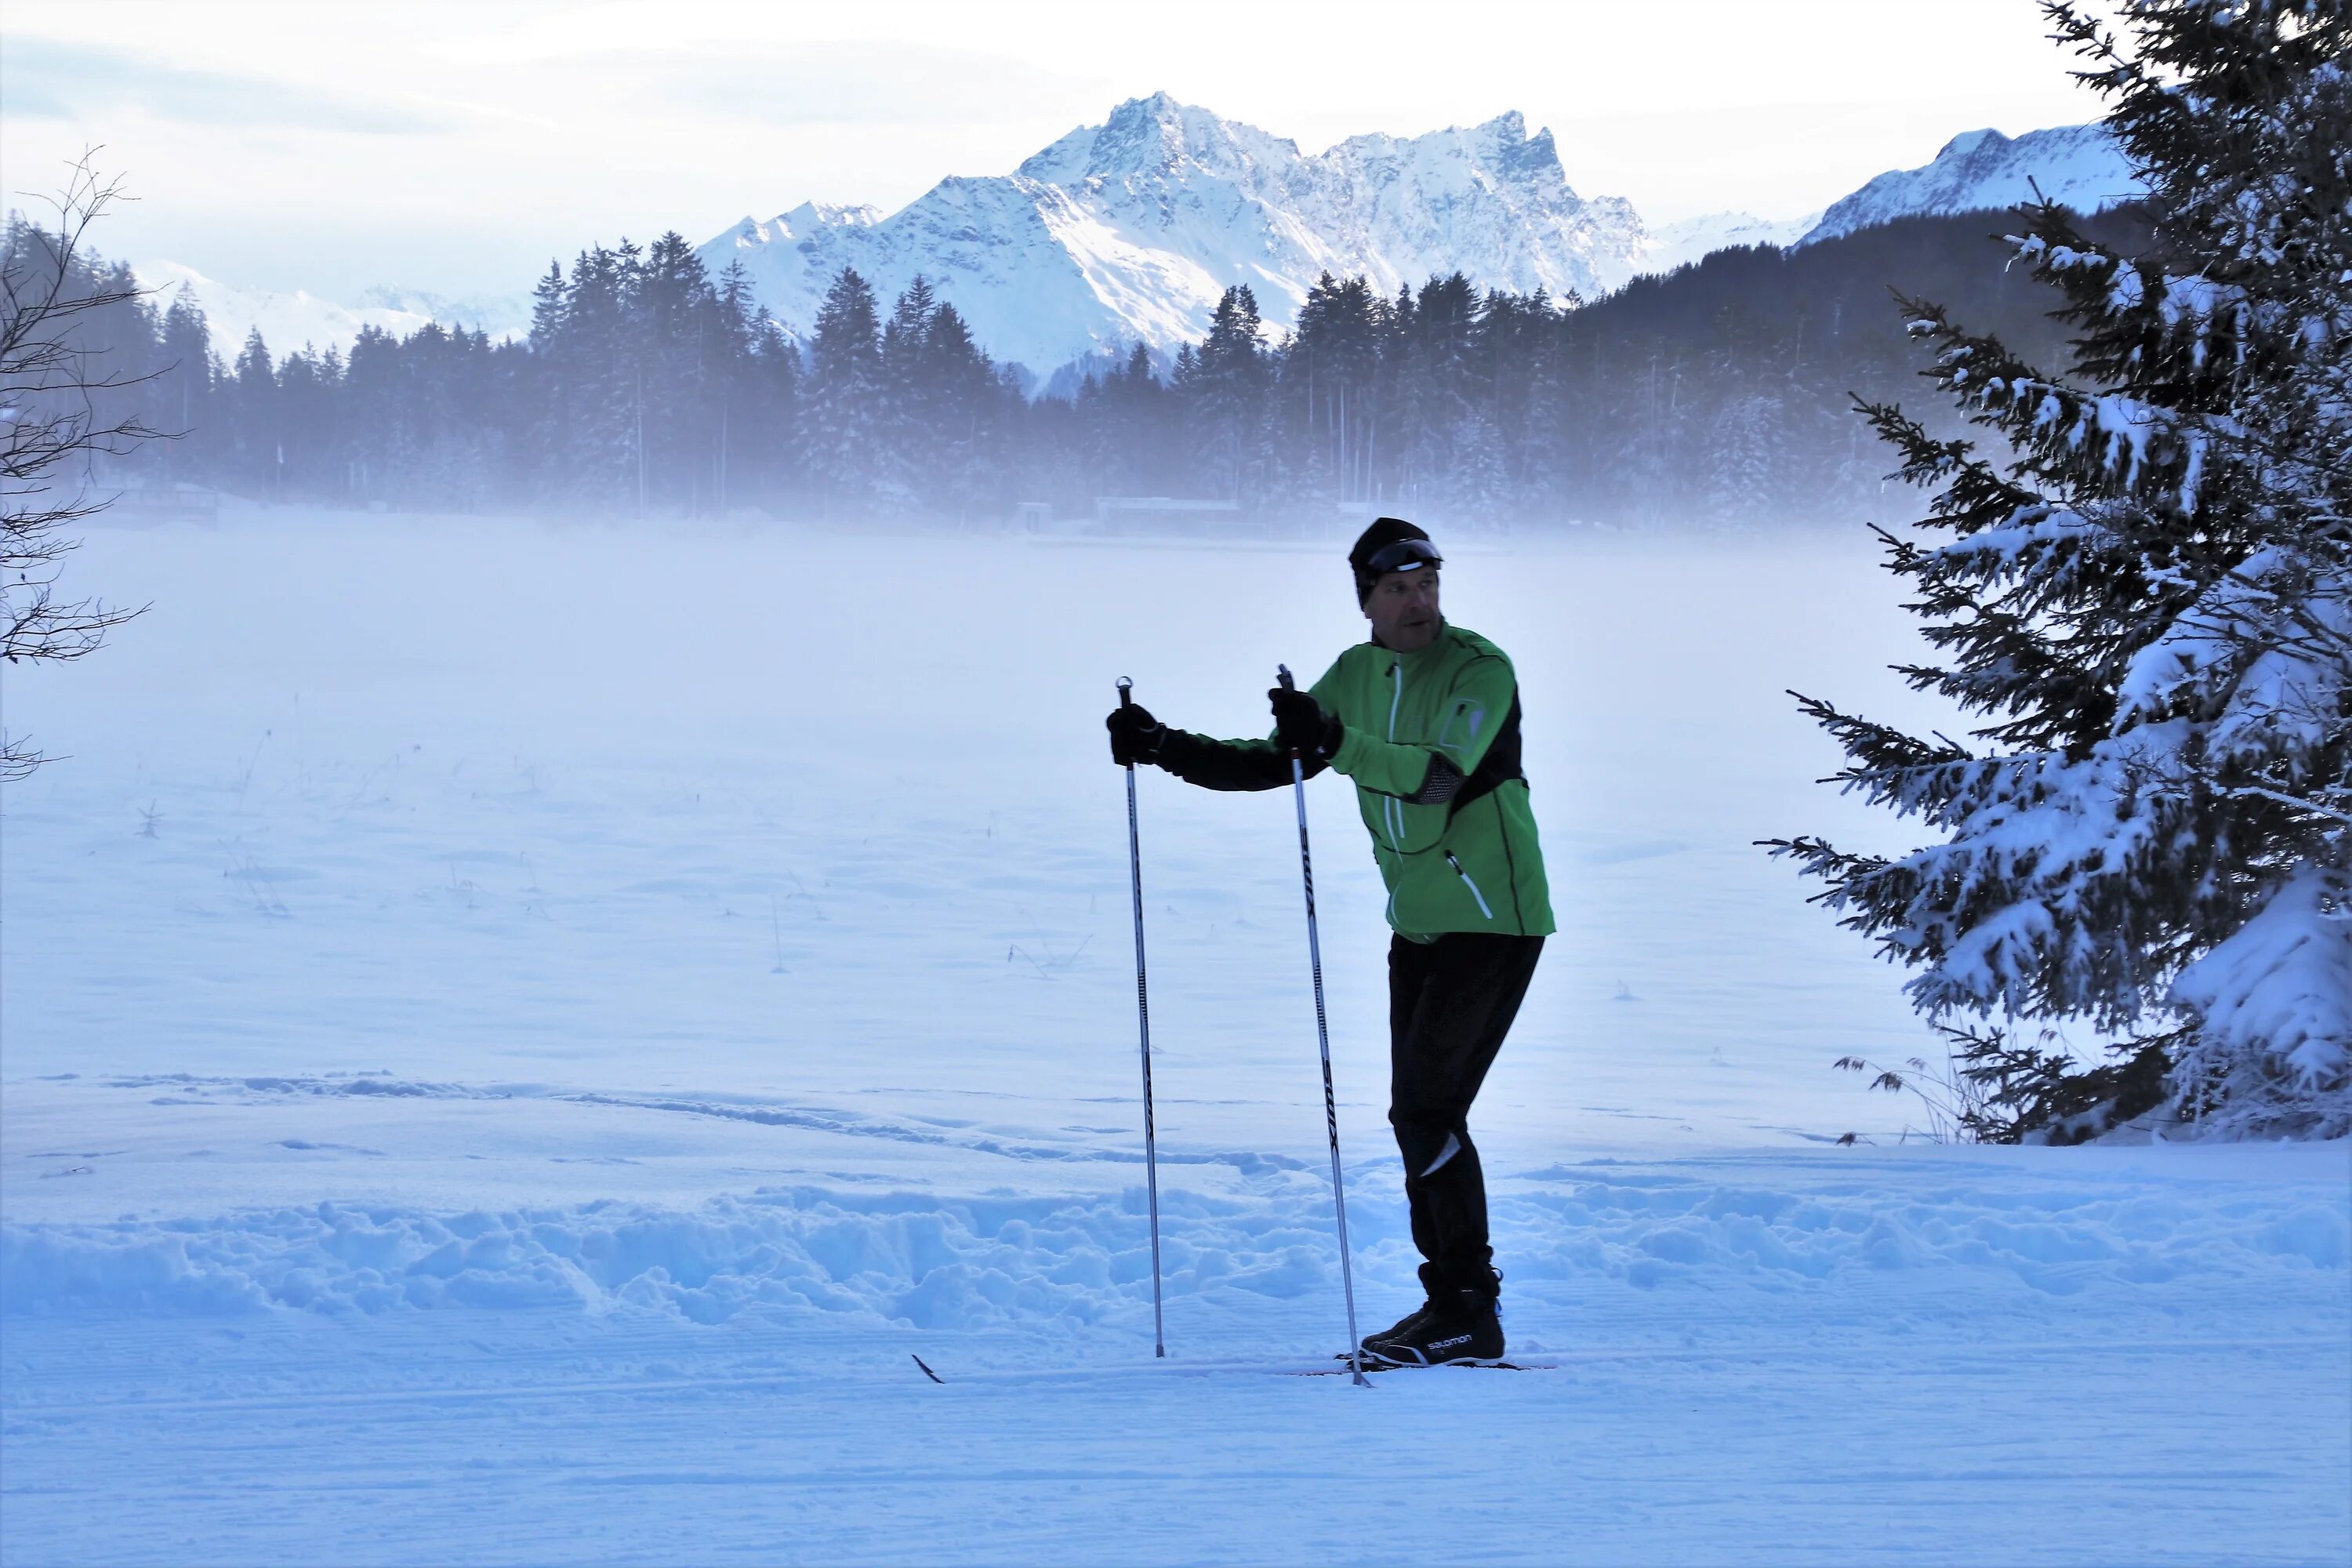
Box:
[0,0,2113,302]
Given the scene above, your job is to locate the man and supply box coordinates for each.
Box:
[1105,517,1553,1367]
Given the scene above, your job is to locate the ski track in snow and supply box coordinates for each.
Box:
[3,1138,2346,1566]
[74,1071,1311,1174]
[5,515,2348,1564]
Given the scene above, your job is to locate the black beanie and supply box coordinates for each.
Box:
[1349,517,1436,604]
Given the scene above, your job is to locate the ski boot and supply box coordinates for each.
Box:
[1356,1301,1437,1364]
[1363,1289,1503,1366]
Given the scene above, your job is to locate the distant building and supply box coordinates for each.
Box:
[106,482,221,527]
[1091,497,1243,537]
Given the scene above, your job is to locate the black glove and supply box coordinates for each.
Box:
[1269,685,1343,760]
[1106,701,1167,767]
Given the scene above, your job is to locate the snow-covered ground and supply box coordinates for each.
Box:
[5,511,2347,1565]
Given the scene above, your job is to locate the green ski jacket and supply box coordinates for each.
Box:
[1156,623,1555,940]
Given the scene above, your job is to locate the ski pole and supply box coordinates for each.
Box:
[1117,677,1167,1359]
[1277,665,1369,1387]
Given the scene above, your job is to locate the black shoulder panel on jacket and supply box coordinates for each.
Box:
[1449,691,1526,815]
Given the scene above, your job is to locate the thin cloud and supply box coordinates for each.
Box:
[577,42,1109,128]
[0,36,451,135]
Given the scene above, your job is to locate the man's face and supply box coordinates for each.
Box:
[1364,564,1442,652]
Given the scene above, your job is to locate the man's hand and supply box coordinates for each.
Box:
[1106,701,1167,767]
[1269,685,1342,760]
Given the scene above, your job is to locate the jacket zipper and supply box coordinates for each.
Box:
[1383,661,1405,849]
[1445,851,1495,920]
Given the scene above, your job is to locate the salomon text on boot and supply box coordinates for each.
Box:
[1359,1287,1503,1367]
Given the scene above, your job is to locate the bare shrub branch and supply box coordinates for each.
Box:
[2,151,165,779]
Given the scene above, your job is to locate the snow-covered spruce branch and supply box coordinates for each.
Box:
[2229,786,2352,831]
[1779,0,2352,1139]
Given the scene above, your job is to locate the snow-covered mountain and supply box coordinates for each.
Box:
[702,94,1650,384]
[1637,210,1822,278]
[132,262,532,359]
[1798,123,2143,245]
[357,285,535,343]
[140,102,2148,383]
[706,99,2147,380]
[133,260,437,359]
[1625,123,2140,278]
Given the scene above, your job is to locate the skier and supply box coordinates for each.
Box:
[1105,517,1553,1366]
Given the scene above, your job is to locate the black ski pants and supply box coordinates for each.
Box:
[1388,931,1544,1302]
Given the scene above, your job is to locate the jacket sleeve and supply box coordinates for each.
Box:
[1328,653,1515,802]
[1155,658,1345,792]
[1156,728,1324,791]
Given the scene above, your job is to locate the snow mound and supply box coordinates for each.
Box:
[2172,865,2352,1134]
[0,1189,1314,1327]
[9,1162,2341,1325]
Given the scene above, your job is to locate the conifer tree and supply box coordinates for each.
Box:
[525,261,569,500]
[710,260,761,513]
[1390,274,1478,510]
[1771,0,2350,1140]
[554,245,637,503]
[229,328,278,493]
[156,283,213,477]
[742,308,800,506]
[1447,408,1511,521]
[914,298,1003,518]
[800,267,884,516]
[634,231,717,510]
[1185,286,1270,504]
[876,276,941,513]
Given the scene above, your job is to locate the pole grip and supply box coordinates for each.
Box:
[1117,676,1134,709]
[1276,666,1301,758]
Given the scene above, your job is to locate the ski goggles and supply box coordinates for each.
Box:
[1363,537,1443,577]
